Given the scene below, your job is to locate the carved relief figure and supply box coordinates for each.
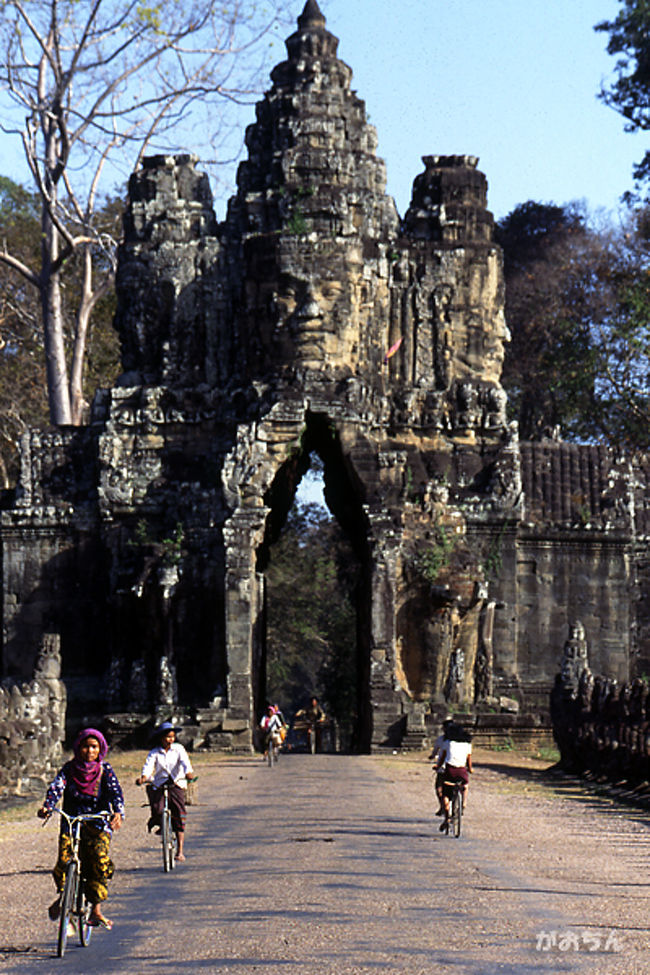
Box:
[559,621,591,700]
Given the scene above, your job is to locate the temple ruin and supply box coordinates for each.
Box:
[1,1,649,752]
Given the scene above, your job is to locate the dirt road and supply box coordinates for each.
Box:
[0,749,648,974]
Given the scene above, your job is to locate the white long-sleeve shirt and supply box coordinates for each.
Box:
[260,713,283,734]
[141,742,194,789]
[440,739,472,768]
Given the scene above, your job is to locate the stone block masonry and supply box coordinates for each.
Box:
[1,1,649,762]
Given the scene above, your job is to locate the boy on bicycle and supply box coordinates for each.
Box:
[37,727,124,930]
[135,721,195,862]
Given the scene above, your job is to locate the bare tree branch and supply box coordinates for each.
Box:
[0,0,291,424]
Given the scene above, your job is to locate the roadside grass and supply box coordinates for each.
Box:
[0,750,241,830]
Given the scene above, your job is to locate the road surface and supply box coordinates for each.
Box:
[0,750,648,973]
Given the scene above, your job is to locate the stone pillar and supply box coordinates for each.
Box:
[365,508,404,749]
[223,506,270,749]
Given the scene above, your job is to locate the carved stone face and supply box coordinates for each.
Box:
[268,241,365,370]
[569,621,585,642]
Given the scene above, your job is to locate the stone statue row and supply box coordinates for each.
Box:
[0,634,66,795]
[551,622,650,787]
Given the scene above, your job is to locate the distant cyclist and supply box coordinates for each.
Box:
[295,696,326,753]
[435,721,473,831]
[260,704,285,759]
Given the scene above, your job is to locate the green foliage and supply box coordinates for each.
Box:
[286,207,307,234]
[483,521,507,580]
[496,201,650,452]
[596,1,650,199]
[0,176,120,485]
[535,745,560,763]
[130,519,185,566]
[408,520,455,586]
[265,500,360,749]
[490,736,515,752]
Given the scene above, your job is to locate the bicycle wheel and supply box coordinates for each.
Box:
[161,807,173,872]
[77,879,92,947]
[267,743,273,767]
[169,818,176,871]
[452,789,462,838]
[57,861,78,958]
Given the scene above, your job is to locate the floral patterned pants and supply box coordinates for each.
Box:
[52,827,114,904]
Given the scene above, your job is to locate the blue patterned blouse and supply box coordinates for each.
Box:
[43,760,125,835]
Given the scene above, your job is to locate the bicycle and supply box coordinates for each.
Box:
[50,809,111,958]
[160,780,176,872]
[440,778,464,838]
[266,732,282,766]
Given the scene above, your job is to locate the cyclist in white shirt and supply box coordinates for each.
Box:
[260,704,285,758]
[436,722,473,831]
[431,716,454,815]
[135,721,195,862]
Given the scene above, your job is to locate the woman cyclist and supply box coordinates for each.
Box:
[37,727,124,930]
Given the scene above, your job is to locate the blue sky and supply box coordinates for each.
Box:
[0,1,640,223]
[312,0,640,221]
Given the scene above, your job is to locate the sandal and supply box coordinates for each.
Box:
[88,916,113,930]
[175,852,186,862]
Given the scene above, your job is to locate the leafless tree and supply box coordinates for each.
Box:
[0,0,290,425]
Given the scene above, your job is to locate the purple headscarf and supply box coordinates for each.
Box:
[70,727,109,796]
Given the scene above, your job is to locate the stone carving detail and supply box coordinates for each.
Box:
[552,641,650,788]
[127,660,148,711]
[559,621,592,700]
[444,647,465,703]
[157,655,178,708]
[0,634,66,795]
[1,1,649,760]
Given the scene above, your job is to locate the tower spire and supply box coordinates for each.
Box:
[298,0,326,30]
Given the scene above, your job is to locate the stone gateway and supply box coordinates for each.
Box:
[1,1,649,752]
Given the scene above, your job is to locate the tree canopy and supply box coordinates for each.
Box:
[0,0,290,425]
[0,175,120,486]
[497,200,650,452]
[265,498,360,750]
[597,0,650,199]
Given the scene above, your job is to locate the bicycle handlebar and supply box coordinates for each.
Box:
[48,808,113,827]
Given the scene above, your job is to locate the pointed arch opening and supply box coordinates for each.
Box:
[255,412,372,752]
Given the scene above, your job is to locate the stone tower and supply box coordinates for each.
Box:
[2,1,648,750]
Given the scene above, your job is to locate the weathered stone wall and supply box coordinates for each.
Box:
[1,1,648,753]
[0,634,66,795]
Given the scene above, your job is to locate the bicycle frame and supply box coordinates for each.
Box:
[51,808,111,957]
[441,779,464,838]
[160,780,176,872]
[266,732,281,766]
